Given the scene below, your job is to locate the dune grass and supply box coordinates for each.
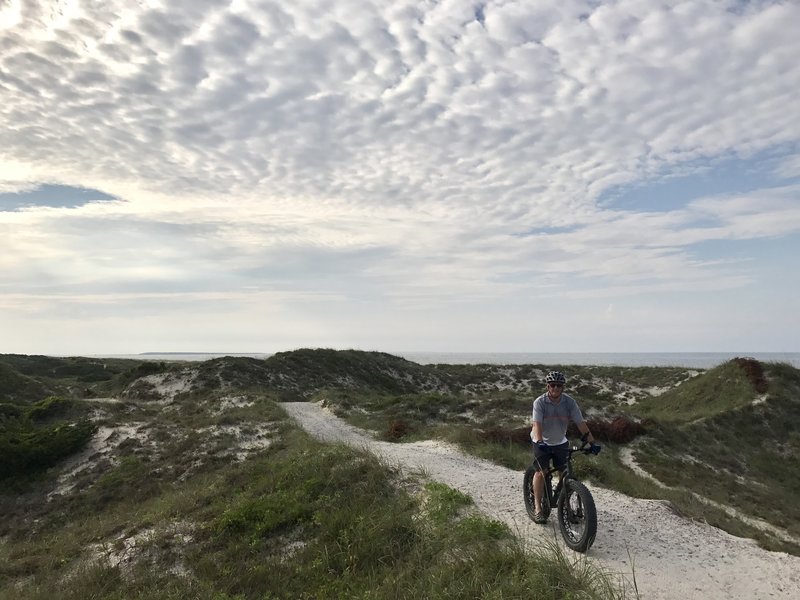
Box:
[4,350,798,596]
[0,394,630,600]
[319,359,800,555]
[629,360,756,423]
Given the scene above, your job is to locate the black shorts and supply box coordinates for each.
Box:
[532,441,569,472]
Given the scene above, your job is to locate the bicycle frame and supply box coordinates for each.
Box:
[537,446,586,508]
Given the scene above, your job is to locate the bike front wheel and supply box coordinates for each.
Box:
[557,479,597,553]
[523,465,551,521]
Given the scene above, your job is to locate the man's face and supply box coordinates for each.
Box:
[548,382,564,398]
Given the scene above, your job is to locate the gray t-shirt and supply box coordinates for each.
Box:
[531,392,585,445]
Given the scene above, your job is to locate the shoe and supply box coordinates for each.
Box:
[533,512,548,524]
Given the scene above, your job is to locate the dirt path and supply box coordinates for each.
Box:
[282,401,800,600]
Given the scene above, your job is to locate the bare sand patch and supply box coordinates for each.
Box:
[49,423,150,499]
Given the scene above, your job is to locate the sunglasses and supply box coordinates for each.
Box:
[548,383,564,388]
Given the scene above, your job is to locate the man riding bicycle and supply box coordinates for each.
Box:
[530,371,600,523]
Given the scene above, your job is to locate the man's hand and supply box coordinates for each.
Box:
[589,443,602,455]
[536,440,549,452]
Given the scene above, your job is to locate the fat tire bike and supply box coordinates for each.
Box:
[523,441,598,553]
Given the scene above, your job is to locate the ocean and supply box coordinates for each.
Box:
[94,351,800,369]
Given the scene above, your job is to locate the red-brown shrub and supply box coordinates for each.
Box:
[567,416,646,444]
[385,419,413,441]
[733,357,768,393]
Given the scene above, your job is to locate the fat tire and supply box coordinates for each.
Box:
[523,465,551,521]
[557,479,597,553]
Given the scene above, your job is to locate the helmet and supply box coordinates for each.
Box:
[545,371,566,385]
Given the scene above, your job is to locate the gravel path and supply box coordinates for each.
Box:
[282,401,800,600]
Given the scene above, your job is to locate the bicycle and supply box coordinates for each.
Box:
[523,440,599,553]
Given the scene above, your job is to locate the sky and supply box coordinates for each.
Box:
[1,0,799,356]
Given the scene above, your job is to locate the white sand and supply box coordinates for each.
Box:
[282,401,800,600]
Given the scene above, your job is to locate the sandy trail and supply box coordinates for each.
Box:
[282,401,800,600]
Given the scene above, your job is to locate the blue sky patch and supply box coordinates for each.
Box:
[598,152,798,212]
[0,184,118,211]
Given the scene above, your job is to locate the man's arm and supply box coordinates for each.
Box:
[531,421,544,443]
[569,398,594,443]
[576,421,594,444]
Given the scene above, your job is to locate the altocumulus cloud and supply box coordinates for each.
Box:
[0,0,799,352]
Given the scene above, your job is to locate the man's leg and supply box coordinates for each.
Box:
[533,469,545,514]
[551,443,569,473]
[531,447,550,522]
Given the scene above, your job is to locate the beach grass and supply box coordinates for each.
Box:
[3,348,799,598]
[0,396,629,599]
[319,357,800,555]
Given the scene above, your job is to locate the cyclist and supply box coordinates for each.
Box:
[530,370,600,523]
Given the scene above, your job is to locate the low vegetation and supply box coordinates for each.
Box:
[307,355,800,554]
[0,396,97,480]
[630,360,800,550]
[1,353,631,599]
[2,349,798,598]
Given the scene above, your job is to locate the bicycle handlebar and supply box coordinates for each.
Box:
[569,441,600,455]
[533,439,600,456]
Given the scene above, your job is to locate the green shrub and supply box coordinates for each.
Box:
[0,419,96,479]
[28,396,74,421]
[114,361,170,389]
[0,362,51,403]
[0,403,24,420]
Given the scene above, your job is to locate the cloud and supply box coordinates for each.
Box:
[1,0,799,352]
[0,0,796,207]
[774,154,800,179]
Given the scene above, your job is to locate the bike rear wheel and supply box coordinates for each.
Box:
[523,465,551,521]
[557,479,597,553]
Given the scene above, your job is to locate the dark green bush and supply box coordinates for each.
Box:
[28,396,74,421]
[0,403,24,420]
[114,361,170,389]
[0,419,96,479]
[0,362,51,403]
